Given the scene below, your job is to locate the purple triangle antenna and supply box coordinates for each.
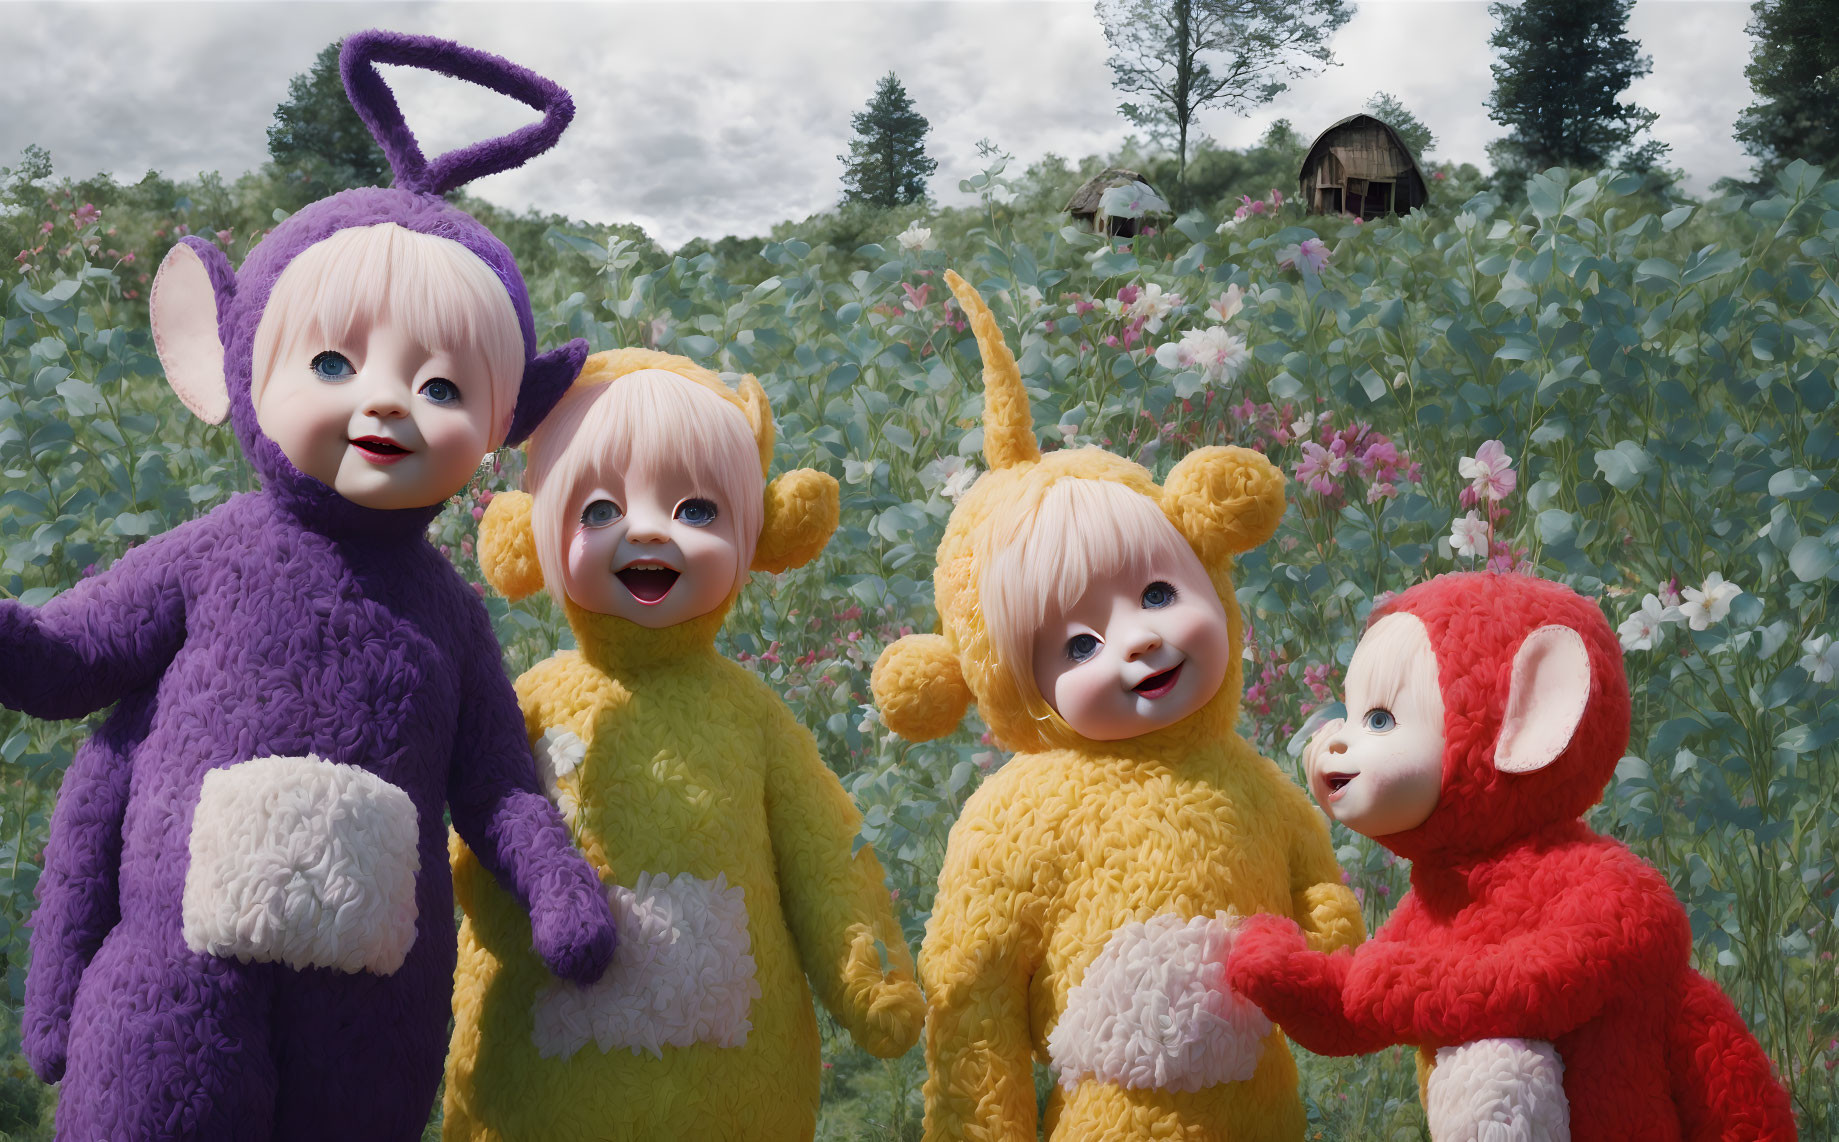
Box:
[339,29,576,197]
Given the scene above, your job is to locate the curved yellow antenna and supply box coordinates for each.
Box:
[944,270,1040,471]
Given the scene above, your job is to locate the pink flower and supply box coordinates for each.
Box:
[39,220,53,235]
[1448,511,1489,559]
[1458,440,1516,503]
[216,229,234,245]
[1269,189,1285,208]
[901,282,930,312]
[122,251,136,265]
[471,505,485,521]
[1295,441,1348,496]
[1277,238,1331,275]
[1433,171,1447,181]
[1116,284,1141,307]
[71,203,100,227]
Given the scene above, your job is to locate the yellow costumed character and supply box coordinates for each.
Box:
[445,350,924,1141]
[872,273,1365,1142]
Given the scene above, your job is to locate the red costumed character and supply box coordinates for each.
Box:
[1228,572,1796,1142]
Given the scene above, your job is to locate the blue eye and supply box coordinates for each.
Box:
[581,500,621,528]
[1067,633,1100,662]
[1364,708,1396,732]
[311,351,355,381]
[676,498,719,527]
[420,378,461,405]
[1142,581,1177,608]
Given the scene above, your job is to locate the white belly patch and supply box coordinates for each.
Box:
[182,754,421,975]
[531,870,762,1060]
[1047,911,1273,1093]
[1425,1038,1570,1142]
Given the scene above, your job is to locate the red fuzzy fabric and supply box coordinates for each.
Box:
[1230,573,1797,1141]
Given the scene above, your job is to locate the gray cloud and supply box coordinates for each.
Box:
[1,1,1761,250]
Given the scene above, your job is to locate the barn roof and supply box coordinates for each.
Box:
[1299,114,1429,187]
[1063,167,1168,217]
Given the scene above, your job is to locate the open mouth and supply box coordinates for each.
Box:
[1322,772,1356,796]
[1132,663,1183,699]
[350,436,411,463]
[617,563,680,604]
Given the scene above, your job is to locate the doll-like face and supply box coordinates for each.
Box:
[1306,613,1446,837]
[1030,557,1231,741]
[562,466,742,628]
[255,315,498,510]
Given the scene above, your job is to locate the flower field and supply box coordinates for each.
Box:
[2,156,1836,1139]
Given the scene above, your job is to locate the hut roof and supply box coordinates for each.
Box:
[1063,167,1168,217]
[1298,114,1429,188]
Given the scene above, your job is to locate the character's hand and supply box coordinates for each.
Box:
[22,1011,67,1084]
[530,879,618,986]
[1227,912,1315,1006]
[861,968,926,1058]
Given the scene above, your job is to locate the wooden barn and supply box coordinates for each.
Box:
[1298,115,1429,220]
[1063,167,1169,238]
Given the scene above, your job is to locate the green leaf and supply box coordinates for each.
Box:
[1787,537,1835,582]
[1536,508,1577,545]
[1594,441,1653,491]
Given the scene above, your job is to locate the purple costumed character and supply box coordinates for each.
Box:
[3,31,616,1141]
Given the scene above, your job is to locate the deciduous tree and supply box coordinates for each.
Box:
[1096,0,1351,195]
[267,41,390,208]
[1364,92,1434,160]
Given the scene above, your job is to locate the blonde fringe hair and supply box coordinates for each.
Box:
[981,478,1205,711]
[1347,612,1444,731]
[250,223,526,447]
[523,369,766,600]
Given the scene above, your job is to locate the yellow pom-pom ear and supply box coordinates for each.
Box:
[751,468,839,573]
[871,634,973,742]
[477,491,546,601]
[1161,445,1287,563]
[737,373,776,477]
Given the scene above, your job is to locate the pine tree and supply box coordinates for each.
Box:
[1364,92,1435,160]
[1734,0,1839,181]
[1097,0,1350,195]
[838,73,937,208]
[1485,0,1666,175]
[267,41,390,208]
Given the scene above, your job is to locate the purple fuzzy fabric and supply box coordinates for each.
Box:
[7,29,612,1142]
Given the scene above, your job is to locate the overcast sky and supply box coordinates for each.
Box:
[1,0,1757,249]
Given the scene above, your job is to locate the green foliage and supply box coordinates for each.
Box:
[838,73,937,210]
[1363,92,1435,161]
[3,146,1839,1141]
[1096,0,1351,194]
[266,40,391,210]
[1486,0,1666,175]
[1734,0,1839,184]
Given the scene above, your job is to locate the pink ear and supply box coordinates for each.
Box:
[1494,624,1591,774]
[150,244,229,424]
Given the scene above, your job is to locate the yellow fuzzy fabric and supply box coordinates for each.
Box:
[444,353,920,1142]
[876,273,1364,1142]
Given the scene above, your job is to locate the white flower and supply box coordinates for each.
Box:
[1154,326,1249,385]
[1618,595,1679,652]
[1058,421,1082,446]
[1290,411,1316,438]
[1679,572,1742,631]
[896,222,934,252]
[1657,580,1683,609]
[1127,283,1182,332]
[1020,284,1044,309]
[1101,296,1126,318]
[856,703,882,734]
[1458,440,1517,502]
[1800,634,1837,683]
[1393,371,1408,390]
[1097,181,1170,220]
[1448,511,1489,559]
[1205,285,1244,323]
[1215,216,1239,234]
[921,454,981,502]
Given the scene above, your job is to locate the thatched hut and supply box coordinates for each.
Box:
[1063,167,1170,238]
[1298,115,1429,219]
